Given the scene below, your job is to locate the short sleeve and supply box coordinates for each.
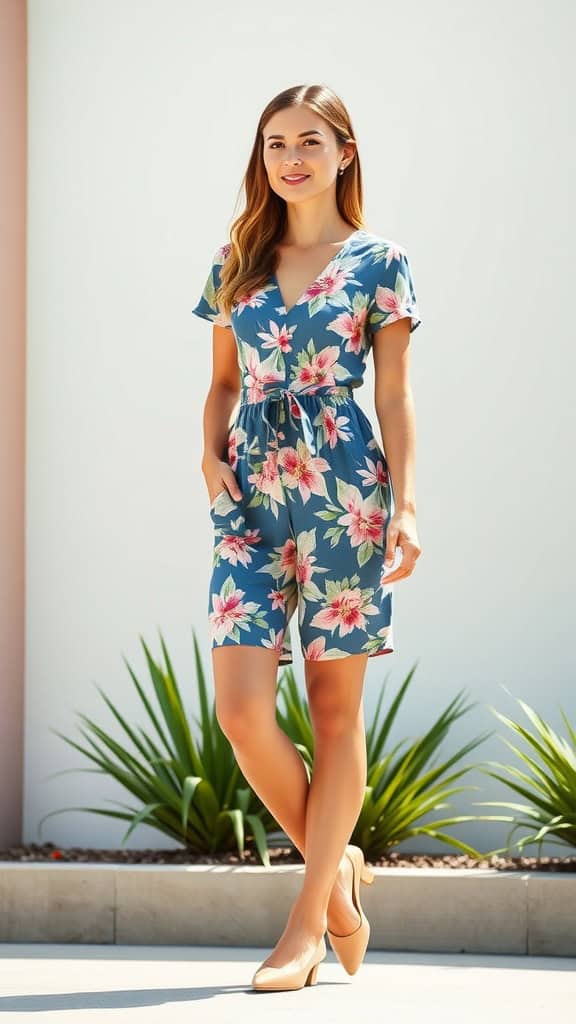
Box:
[368,243,422,339]
[191,243,232,328]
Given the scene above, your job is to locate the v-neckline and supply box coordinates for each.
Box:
[271,229,364,315]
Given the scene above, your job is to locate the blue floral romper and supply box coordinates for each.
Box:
[192,229,421,663]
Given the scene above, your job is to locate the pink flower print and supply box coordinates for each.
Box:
[338,494,385,549]
[295,547,316,587]
[319,405,353,449]
[248,450,285,506]
[257,320,294,353]
[310,585,379,637]
[302,266,351,305]
[261,627,286,655]
[257,537,298,587]
[356,453,389,489]
[375,283,404,317]
[268,588,287,610]
[235,281,276,314]
[279,537,298,576]
[301,636,350,660]
[216,243,232,262]
[293,528,329,603]
[302,636,330,660]
[327,305,368,356]
[335,480,385,549]
[209,580,261,642]
[242,346,285,402]
[292,346,341,391]
[294,540,330,604]
[375,261,412,321]
[217,529,261,568]
[384,244,405,267]
[227,430,239,471]
[278,442,331,503]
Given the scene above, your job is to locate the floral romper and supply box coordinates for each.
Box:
[192,228,422,663]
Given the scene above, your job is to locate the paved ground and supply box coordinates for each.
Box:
[0,944,575,1022]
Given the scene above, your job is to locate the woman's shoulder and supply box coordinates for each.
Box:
[212,240,232,265]
[358,228,410,255]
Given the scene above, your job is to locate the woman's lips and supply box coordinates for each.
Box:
[281,174,310,185]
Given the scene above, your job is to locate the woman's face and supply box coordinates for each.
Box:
[262,106,349,203]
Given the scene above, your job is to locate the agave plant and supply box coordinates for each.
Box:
[277,660,494,858]
[38,629,281,864]
[473,691,576,855]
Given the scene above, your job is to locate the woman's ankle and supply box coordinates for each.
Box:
[287,900,328,938]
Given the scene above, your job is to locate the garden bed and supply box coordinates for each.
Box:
[2,840,576,871]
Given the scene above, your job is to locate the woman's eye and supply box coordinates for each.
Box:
[269,139,319,149]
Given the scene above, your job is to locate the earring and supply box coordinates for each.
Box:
[338,165,345,175]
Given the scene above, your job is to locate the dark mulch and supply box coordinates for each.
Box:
[2,842,576,871]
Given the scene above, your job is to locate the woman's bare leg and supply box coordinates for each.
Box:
[212,645,361,943]
[258,652,369,968]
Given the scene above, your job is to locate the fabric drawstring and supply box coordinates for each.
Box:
[241,385,354,458]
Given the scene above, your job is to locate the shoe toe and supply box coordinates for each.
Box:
[252,967,277,989]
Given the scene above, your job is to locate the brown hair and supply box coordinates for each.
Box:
[216,83,365,320]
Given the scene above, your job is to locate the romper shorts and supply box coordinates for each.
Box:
[207,383,395,663]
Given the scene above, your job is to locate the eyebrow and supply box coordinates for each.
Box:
[264,129,324,141]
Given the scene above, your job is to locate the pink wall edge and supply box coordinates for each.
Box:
[0,0,26,845]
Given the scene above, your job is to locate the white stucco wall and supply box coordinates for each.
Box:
[25,0,576,855]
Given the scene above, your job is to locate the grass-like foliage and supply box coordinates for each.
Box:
[474,691,576,855]
[39,629,280,865]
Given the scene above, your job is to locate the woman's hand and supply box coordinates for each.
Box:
[202,455,243,505]
[382,509,422,583]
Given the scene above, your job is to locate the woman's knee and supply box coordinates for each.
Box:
[305,661,366,740]
[215,691,261,744]
[212,646,279,744]
[308,691,363,740]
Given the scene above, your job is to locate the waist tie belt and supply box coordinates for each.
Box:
[239,384,354,457]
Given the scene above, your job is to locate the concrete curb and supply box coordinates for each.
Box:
[0,864,574,956]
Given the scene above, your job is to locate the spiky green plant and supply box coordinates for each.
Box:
[38,629,281,864]
[277,661,494,858]
[473,691,576,855]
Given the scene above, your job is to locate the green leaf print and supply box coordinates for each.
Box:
[357,540,374,567]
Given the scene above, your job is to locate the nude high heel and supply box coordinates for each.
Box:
[251,935,327,991]
[327,844,375,975]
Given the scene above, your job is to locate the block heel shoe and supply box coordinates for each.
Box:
[251,935,327,991]
[327,844,375,975]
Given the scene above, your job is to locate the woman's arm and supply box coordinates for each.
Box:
[372,317,422,581]
[201,324,243,504]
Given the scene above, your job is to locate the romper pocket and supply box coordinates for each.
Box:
[209,487,246,535]
[352,402,388,467]
[350,401,394,511]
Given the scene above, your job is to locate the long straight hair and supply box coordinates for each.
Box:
[216,84,365,320]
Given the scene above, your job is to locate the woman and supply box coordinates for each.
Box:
[192,83,422,991]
